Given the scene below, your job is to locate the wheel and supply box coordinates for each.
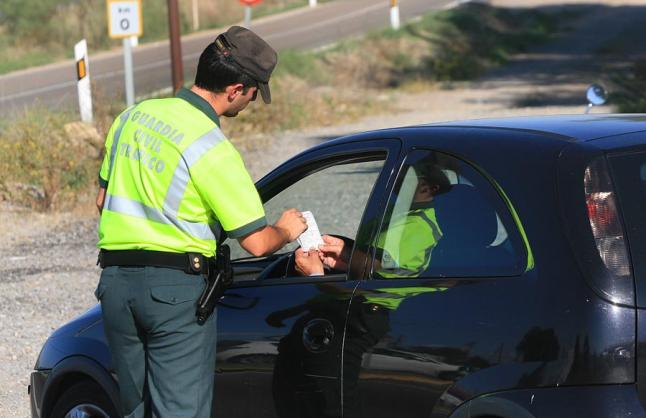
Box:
[50,380,118,418]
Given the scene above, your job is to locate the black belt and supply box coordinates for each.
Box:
[98,249,214,275]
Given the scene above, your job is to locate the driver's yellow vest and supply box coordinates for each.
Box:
[375,206,442,278]
[98,95,266,257]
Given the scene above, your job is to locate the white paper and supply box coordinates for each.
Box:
[297,211,324,251]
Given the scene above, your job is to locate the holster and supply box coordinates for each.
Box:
[196,245,233,324]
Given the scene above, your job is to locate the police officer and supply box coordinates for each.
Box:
[94,26,307,418]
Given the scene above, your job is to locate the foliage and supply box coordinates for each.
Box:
[0,108,101,211]
[611,60,646,113]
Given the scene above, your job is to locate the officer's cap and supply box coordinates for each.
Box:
[215,26,277,104]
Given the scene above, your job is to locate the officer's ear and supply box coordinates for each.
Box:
[226,83,245,101]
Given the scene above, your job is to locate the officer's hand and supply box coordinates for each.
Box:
[295,248,324,276]
[319,235,349,272]
[275,208,307,242]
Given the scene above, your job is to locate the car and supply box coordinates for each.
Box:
[30,114,646,418]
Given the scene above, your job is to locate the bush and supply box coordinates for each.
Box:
[611,60,646,113]
[0,108,101,211]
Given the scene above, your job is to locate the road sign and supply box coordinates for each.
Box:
[239,0,262,5]
[107,0,142,39]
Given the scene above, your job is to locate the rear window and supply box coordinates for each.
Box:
[608,151,646,306]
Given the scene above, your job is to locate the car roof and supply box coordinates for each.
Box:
[427,114,646,142]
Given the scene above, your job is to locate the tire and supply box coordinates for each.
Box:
[49,380,118,418]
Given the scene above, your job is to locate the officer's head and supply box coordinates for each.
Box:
[414,166,452,202]
[195,26,277,116]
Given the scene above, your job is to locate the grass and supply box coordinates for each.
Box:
[0,3,560,211]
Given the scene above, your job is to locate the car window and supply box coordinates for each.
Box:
[371,149,524,278]
[608,151,646,306]
[229,158,386,261]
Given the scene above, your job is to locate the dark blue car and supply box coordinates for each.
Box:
[30,115,646,418]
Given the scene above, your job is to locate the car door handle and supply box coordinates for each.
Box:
[302,318,335,353]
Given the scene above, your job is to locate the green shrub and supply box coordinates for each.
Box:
[0,108,101,211]
[611,60,646,113]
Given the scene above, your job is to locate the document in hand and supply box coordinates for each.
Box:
[297,211,324,251]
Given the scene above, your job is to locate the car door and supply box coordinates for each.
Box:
[212,139,401,418]
[344,147,531,418]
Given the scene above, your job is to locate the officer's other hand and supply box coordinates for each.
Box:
[275,208,307,241]
[319,235,349,272]
[295,248,324,276]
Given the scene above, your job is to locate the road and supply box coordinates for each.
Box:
[0,0,452,114]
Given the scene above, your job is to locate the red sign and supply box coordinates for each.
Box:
[239,0,262,5]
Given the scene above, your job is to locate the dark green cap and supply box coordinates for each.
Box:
[216,26,278,104]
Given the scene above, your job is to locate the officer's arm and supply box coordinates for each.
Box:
[96,187,106,213]
[238,208,306,257]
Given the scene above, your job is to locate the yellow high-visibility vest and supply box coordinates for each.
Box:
[98,88,266,257]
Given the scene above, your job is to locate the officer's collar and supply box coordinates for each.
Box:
[176,87,221,127]
[410,201,435,211]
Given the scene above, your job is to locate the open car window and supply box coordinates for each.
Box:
[228,157,386,267]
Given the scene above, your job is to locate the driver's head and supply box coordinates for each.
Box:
[414,166,452,202]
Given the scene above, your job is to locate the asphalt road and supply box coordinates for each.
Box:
[0,0,452,114]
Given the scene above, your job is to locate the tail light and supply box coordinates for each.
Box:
[584,157,633,304]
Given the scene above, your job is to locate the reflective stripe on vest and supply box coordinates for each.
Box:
[164,128,226,213]
[104,194,216,241]
[411,209,442,243]
[107,108,134,182]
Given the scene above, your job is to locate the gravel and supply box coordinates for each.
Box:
[0,0,640,414]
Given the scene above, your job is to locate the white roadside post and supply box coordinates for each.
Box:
[240,0,262,28]
[390,0,400,30]
[244,6,252,27]
[107,0,143,106]
[192,0,200,31]
[74,39,93,123]
[309,0,317,7]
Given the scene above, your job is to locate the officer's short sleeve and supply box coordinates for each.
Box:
[190,140,266,238]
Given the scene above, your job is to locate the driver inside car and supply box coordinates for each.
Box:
[295,164,451,277]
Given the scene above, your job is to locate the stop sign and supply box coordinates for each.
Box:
[239,0,262,5]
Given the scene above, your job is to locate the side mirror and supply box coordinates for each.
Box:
[585,84,607,114]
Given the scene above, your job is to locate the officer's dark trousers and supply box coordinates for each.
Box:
[95,266,217,418]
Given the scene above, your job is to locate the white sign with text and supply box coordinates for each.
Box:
[107,0,142,39]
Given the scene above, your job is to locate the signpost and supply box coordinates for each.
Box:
[239,0,262,27]
[74,39,93,122]
[107,0,142,106]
